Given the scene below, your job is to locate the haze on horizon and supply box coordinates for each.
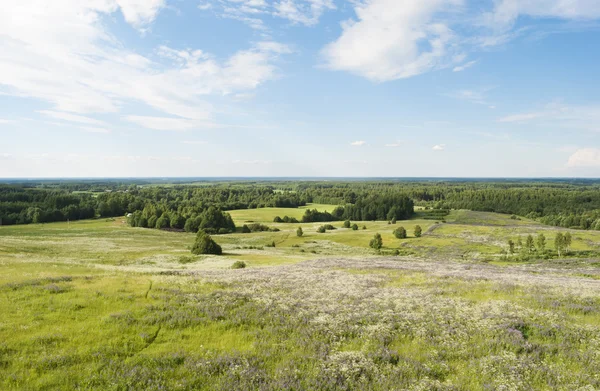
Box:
[1,0,600,178]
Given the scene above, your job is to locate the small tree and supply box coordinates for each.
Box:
[362,225,367,230]
[564,232,572,253]
[191,231,222,255]
[516,237,523,250]
[414,225,422,238]
[352,223,359,231]
[317,226,326,233]
[273,216,283,223]
[369,233,383,250]
[526,234,535,253]
[536,233,546,253]
[554,233,565,257]
[391,217,397,224]
[393,227,407,239]
[508,239,515,254]
[296,227,304,237]
[343,220,351,229]
[241,224,251,233]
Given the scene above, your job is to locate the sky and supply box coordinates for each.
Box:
[1,0,600,178]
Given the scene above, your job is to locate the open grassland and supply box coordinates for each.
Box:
[2,208,600,390]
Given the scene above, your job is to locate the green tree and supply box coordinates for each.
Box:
[369,233,383,250]
[352,223,359,231]
[343,220,351,229]
[393,226,407,239]
[536,233,546,253]
[241,224,251,233]
[414,225,422,238]
[191,231,222,255]
[564,232,572,253]
[155,215,170,229]
[391,217,397,224]
[526,234,535,253]
[508,239,515,254]
[317,226,326,233]
[296,227,303,237]
[362,225,367,230]
[554,233,565,257]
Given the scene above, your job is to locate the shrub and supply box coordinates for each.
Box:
[414,225,422,238]
[178,256,196,264]
[369,233,383,250]
[241,224,251,233]
[297,227,304,237]
[393,227,407,239]
[323,224,336,231]
[191,231,222,255]
[273,216,283,223]
[231,261,246,269]
[391,217,397,224]
[343,220,351,229]
[362,225,367,230]
[352,223,359,231]
[317,226,326,233]
[266,241,276,248]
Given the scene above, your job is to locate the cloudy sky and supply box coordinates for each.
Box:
[1,0,600,177]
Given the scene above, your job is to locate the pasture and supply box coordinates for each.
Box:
[1,206,600,390]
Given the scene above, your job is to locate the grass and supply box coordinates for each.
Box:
[2,207,600,389]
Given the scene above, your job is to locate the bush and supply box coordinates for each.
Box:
[241,224,251,233]
[266,241,276,248]
[343,220,351,229]
[297,227,304,237]
[317,226,326,233]
[362,225,367,230]
[369,233,383,250]
[191,231,222,255]
[352,223,359,231]
[231,261,246,269]
[393,227,407,239]
[391,217,397,224]
[273,216,283,223]
[323,224,336,231]
[414,225,422,238]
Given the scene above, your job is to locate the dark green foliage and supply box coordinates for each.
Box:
[191,231,222,255]
[508,239,515,254]
[155,215,170,229]
[352,223,359,231]
[537,233,546,252]
[317,226,326,233]
[231,261,246,269]
[274,216,299,223]
[369,233,383,250]
[393,227,407,239]
[273,216,283,223]
[265,241,276,248]
[247,223,272,232]
[343,220,351,228]
[526,235,535,253]
[241,225,251,233]
[362,225,367,230]
[296,227,303,237]
[414,225,422,237]
[323,224,336,231]
[391,217,397,224]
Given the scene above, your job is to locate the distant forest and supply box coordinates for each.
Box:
[2,179,600,230]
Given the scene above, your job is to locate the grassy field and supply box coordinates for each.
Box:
[2,206,600,390]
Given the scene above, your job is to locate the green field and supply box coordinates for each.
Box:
[2,206,600,390]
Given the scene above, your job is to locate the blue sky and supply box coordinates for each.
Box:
[1,0,600,177]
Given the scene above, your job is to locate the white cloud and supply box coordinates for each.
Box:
[321,0,463,82]
[452,60,477,72]
[0,119,15,124]
[498,103,600,131]
[321,0,600,82]
[0,1,290,130]
[182,140,208,145]
[483,0,600,30]
[38,110,106,126]
[567,148,600,168]
[433,144,445,151]
[198,3,213,11]
[385,142,402,147]
[350,140,366,146]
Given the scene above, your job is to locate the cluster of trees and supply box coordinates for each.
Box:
[273,216,300,223]
[506,232,572,258]
[129,206,236,234]
[301,194,414,223]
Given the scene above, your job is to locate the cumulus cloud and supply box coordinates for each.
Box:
[433,144,446,151]
[567,148,600,168]
[350,141,366,146]
[322,0,462,82]
[0,1,290,131]
[321,0,600,82]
